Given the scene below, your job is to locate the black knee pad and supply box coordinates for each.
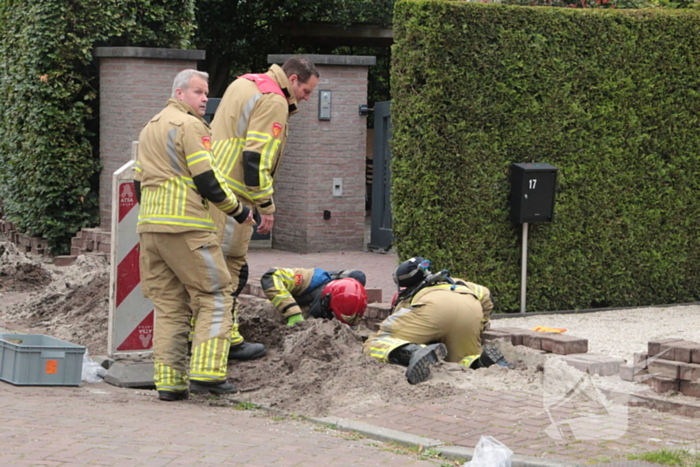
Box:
[233,262,249,297]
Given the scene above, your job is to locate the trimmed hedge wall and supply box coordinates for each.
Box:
[391,1,700,312]
[0,0,195,254]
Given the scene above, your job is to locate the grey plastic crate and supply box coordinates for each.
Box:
[0,333,86,386]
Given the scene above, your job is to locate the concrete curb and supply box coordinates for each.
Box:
[310,415,584,467]
[311,416,445,448]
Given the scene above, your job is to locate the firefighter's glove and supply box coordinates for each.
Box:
[231,205,253,225]
[286,314,304,326]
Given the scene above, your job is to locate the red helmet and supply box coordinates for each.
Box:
[391,292,400,308]
[321,278,367,327]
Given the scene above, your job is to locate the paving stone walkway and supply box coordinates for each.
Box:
[4,248,698,466]
[329,388,699,465]
[0,383,446,467]
[246,249,700,465]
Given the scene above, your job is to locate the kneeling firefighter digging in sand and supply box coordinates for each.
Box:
[363,257,512,384]
[261,267,368,328]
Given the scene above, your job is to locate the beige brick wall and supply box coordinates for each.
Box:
[272,56,374,253]
[95,48,204,229]
[93,51,373,254]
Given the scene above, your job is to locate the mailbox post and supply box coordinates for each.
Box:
[510,163,558,313]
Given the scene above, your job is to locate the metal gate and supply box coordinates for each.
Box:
[368,101,393,251]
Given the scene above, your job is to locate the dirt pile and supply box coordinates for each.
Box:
[0,240,638,418]
[228,313,463,416]
[0,242,110,355]
[227,301,563,415]
[0,242,52,292]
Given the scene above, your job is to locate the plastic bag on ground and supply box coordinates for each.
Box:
[81,350,107,383]
[463,436,513,467]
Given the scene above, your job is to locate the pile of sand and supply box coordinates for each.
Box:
[0,242,109,355]
[0,241,53,292]
[0,241,681,417]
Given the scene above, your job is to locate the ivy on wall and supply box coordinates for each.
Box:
[0,0,195,254]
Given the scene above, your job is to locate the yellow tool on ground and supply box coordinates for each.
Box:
[531,326,567,333]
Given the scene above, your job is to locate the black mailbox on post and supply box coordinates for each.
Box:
[510,163,558,224]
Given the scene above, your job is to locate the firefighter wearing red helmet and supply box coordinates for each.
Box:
[363,257,509,385]
[260,267,367,327]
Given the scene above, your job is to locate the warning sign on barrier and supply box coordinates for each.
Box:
[108,154,154,357]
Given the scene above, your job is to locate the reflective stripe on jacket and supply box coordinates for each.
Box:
[135,99,242,233]
[210,64,298,215]
[260,267,364,319]
[261,267,330,319]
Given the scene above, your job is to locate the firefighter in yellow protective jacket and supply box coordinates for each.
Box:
[261,267,367,327]
[135,69,254,401]
[363,257,510,385]
[208,56,320,361]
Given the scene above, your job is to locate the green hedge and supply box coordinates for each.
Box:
[0,0,194,254]
[391,0,700,312]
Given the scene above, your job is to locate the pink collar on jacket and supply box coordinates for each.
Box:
[238,73,285,97]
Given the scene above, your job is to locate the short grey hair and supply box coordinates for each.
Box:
[172,69,209,97]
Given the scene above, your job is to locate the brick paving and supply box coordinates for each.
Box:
[248,248,700,465]
[328,387,700,465]
[4,248,699,466]
[0,382,445,467]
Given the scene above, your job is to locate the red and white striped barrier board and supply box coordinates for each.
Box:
[108,157,154,357]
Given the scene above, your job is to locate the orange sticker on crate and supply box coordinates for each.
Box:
[45,360,58,374]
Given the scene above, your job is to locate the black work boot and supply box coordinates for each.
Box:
[158,390,188,402]
[475,344,514,369]
[228,342,267,361]
[189,379,238,395]
[389,343,448,385]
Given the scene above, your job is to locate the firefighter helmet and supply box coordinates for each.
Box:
[391,291,400,308]
[393,257,430,289]
[321,278,367,327]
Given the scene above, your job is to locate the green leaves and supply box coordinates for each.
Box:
[0,0,195,254]
[392,1,700,312]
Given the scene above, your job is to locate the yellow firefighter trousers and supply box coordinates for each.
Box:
[363,289,483,364]
[139,231,233,392]
[211,200,254,345]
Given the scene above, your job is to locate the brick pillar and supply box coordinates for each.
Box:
[268,54,375,253]
[94,47,205,230]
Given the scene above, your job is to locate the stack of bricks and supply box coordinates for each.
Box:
[483,327,588,355]
[362,302,391,331]
[1,217,20,246]
[54,228,112,266]
[0,218,49,256]
[241,281,265,299]
[621,338,700,398]
[70,228,111,256]
[487,327,630,376]
[2,205,111,264]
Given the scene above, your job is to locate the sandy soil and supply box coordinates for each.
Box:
[2,239,698,417]
[1,242,110,356]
